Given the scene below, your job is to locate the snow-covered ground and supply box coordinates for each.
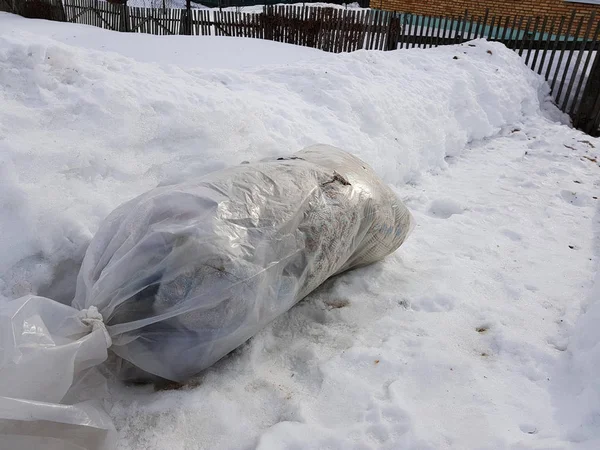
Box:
[1,11,600,450]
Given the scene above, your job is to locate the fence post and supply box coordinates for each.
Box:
[386,13,401,51]
[186,0,191,35]
[575,52,600,136]
[56,0,66,21]
[180,0,191,35]
[263,6,274,41]
[120,0,129,32]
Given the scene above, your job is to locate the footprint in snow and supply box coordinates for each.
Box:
[519,423,538,434]
[560,190,591,207]
[412,293,456,312]
[427,199,464,219]
[500,229,522,241]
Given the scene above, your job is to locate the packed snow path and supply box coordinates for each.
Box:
[1,13,599,450]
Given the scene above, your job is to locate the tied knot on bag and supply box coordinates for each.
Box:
[79,306,112,348]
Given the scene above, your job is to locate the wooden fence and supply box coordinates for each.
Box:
[2,0,600,135]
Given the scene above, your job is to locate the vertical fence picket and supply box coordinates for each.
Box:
[463,14,472,40]
[315,6,324,50]
[345,10,353,52]
[572,18,600,114]
[575,51,600,134]
[320,7,329,51]
[527,16,548,72]
[472,14,482,39]
[517,16,531,55]
[343,9,351,52]
[350,10,359,51]
[499,16,510,45]
[228,10,233,37]
[369,9,377,50]
[434,15,443,47]
[247,11,253,39]
[564,11,596,113]
[478,8,489,39]
[350,10,358,52]
[333,8,342,52]
[360,9,368,50]
[507,16,520,49]
[399,13,411,49]
[293,6,299,46]
[380,10,388,51]
[397,13,405,49]
[407,13,415,48]
[359,9,370,50]
[444,15,453,45]
[533,17,556,75]
[437,14,444,45]
[379,11,388,51]
[525,16,540,65]
[429,15,438,45]
[420,14,428,48]
[545,15,565,79]
[371,9,380,50]
[454,12,465,44]
[328,7,336,51]
[551,11,577,94]
[496,16,510,43]
[304,6,312,46]
[416,14,426,48]
[463,13,473,41]
[422,14,431,48]
[556,14,584,104]
[338,8,346,52]
[486,15,495,41]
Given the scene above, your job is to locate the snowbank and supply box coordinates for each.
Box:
[0,16,552,300]
[0,13,326,69]
[2,13,599,450]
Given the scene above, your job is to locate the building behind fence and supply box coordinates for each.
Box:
[376,0,600,39]
[1,0,599,135]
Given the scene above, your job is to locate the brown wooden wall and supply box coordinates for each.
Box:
[374,0,600,37]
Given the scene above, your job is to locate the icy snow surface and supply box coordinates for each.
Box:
[1,12,600,450]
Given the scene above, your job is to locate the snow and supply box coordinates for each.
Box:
[0,13,325,69]
[1,11,600,450]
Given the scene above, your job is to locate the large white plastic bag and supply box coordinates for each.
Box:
[73,144,414,382]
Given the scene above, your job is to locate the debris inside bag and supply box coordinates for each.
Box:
[73,144,415,382]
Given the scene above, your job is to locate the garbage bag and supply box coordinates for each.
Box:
[0,145,414,448]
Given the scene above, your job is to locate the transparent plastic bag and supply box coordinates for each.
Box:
[0,296,116,449]
[0,145,414,448]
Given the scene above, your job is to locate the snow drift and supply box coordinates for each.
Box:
[0,21,551,303]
